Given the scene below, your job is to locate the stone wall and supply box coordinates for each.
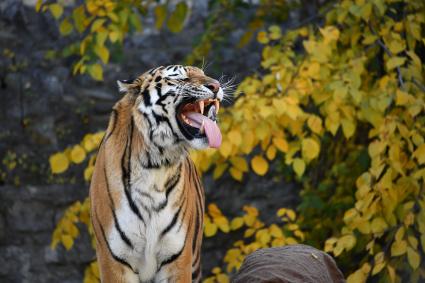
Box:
[0,185,91,283]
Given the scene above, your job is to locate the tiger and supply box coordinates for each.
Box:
[89,65,224,283]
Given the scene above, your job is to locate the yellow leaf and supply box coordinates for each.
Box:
[307,115,322,134]
[368,140,386,158]
[286,209,296,221]
[339,234,356,250]
[251,155,268,176]
[228,130,242,146]
[266,145,277,160]
[208,203,222,218]
[396,90,415,105]
[387,265,396,283]
[49,152,69,174]
[272,137,288,152]
[386,56,406,70]
[230,157,248,172]
[154,4,167,29]
[219,141,232,158]
[277,208,286,217]
[70,145,87,164]
[61,234,74,250]
[319,26,340,43]
[49,4,63,19]
[59,19,73,36]
[91,19,106,32]
[346,269,366,283]
[204,218,218,237]
[229,167,243,181]
[109,31,120,43]
[341,119,356,139]
[257,31,269,44]
[293,158,305,177]
[389,40,404,54]
[35,0,43,12]
[413,144,425,164]
[407,247,420,270]
[88,64,103,81]
[84,165,94,181]
[230,217,244,230]
[213,163,228,179]
[268,25,281,40]
[216,274,229,283]
[269,224,283,238]
[395,226,405,242]
[302,138,320,160]
[166,2,188,33]
[391,240,407,256]
[94,45,109,64]
[371,217,388,234]
[371,261,386,275]
[214,216,230,233]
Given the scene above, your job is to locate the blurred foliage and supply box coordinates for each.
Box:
[36,0,190,80]
[45,0,425,282]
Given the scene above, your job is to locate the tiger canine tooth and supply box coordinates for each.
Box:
[199,101,204,114]
[200,120,205,133]
[214,100,220,113]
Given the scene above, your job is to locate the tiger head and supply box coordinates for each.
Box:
[117,65,225,153]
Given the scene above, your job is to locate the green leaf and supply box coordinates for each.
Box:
[91,19,106,32]
[59,18,73,36]
[167,2,188,33]
[154,4,167,30]
[49,3,63,19]
[129,14,142,31]
[72,5,86,33]
[88,64,103,81]
[96,31,108,46]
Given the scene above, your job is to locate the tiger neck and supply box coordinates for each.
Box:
[133,114,188,169]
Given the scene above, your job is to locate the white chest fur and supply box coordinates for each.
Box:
[107,164,187,281]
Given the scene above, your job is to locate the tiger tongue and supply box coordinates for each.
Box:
[185,112,222,148]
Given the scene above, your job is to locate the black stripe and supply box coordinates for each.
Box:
[121,117,145,225]
[151,111,167,124]
[158,245,184,270]
[100,110,118,147]
[158,204,194,271]
[165,165,182,197]
[155,76,162,82]
[104,165,133,249]
[192,264,201,281]
[143,89,151,106]
[94,211,137,273]
[160,203,183,238]
[192,203,201,254]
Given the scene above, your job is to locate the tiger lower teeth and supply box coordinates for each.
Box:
[208,105,217,121]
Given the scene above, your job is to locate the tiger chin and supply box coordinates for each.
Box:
[90,65,224,283]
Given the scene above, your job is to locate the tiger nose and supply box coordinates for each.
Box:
[204,81,220,94]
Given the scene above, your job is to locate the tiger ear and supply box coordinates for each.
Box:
[117,79,134,93]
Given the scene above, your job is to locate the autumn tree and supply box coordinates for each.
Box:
[42,0,425,282]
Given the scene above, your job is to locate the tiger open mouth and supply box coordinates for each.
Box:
[176,98,222,148]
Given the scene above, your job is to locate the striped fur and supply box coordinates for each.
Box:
[90,66,223,283]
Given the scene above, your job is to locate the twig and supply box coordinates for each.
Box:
[368,22,406,90]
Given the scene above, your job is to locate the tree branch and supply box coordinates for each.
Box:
[368,22,406,90]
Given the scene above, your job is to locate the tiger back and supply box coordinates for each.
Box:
[90,65,224,283]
